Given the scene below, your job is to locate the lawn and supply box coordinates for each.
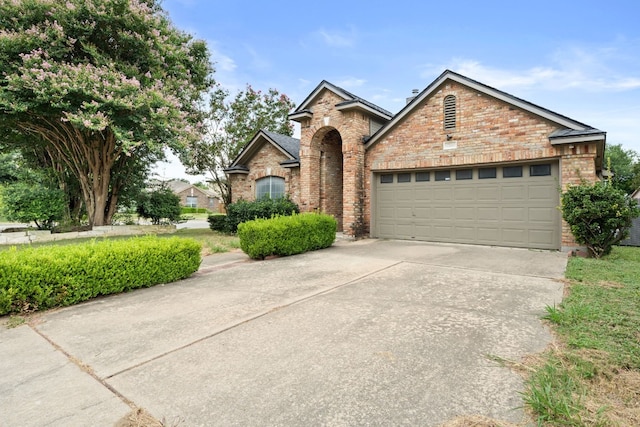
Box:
[0,227,240,257]
[523,245,640,426]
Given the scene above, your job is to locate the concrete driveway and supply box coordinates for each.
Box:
[0,239,566,426]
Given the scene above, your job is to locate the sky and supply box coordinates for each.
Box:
[154,0,640,182]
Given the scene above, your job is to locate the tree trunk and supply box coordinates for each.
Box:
[18,120,120,227]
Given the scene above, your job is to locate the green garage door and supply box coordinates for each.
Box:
[374,162,560,249]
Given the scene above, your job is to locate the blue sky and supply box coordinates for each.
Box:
[154,0,640,181]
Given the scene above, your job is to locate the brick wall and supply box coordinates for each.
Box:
[228,142,300,204]
[297,89,370,234]
[364,82,599,248]
[176,187,218,211]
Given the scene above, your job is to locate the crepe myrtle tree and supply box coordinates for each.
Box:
[0,0,213,225]
[181,84,295,206]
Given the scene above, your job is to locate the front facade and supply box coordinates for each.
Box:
[226,70,606,250]
[166,180,220,211]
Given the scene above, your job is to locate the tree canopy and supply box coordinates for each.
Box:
[605,144,639,195]
[181,84,295,206]
[0,0,213,225]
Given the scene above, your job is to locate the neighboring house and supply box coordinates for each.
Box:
[226,70,606,251]
[166,180,220,211]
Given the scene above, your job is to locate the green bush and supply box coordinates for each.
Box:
[238,213,337,260]
[137,188,182,224]
[0,182,66,230]
[225,197,299,233]
[562,181,640,258]
[181,207,211,214]
[207,213,229,233]
[0,236,201,315]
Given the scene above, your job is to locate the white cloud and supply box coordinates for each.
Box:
[315,28,357,48]
[423,43,640,93]
[244,44,271,70]
[335,77,366,89]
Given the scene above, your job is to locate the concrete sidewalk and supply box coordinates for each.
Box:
[0,240,566,426]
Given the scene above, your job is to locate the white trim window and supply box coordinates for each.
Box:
[256,176,285,200]
[186,196,198,208]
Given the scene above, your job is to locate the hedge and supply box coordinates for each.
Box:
[238,213,337,259]
[0,236,201,315]
[217,197,299,233]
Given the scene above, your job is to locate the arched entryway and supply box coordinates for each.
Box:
[312,127,344,231]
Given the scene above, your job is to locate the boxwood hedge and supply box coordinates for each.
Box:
[0,236,201,315]
[238,213,337,259]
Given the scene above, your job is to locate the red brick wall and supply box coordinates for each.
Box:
[176,187,218,211]
[241,81,600,249]
[297,89,371,235]
[228,142,300,204]
[364,82,599,248]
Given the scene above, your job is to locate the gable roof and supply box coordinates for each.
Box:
[162,179,217,197]
[290,80,393,121]
[225,129,300,173]
[365,69,606,149]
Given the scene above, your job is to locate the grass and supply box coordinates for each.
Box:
[522,246,640,426]
[0,226,240,257]
[171,228,240,256]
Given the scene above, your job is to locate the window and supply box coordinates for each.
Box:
[380,174,394,184]
[530,164,551,176]
[397,173,411,183]
[186,196,198,208]
[416,172,430,182]
[503,166,523,178]
[444,95,456,130]
[435,170,451,181]
[456,169,472,180]
[256,176,285,199]
[479,168,497,179]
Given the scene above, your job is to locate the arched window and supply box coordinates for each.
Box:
[443,95,456,130]
[256,176,285,199]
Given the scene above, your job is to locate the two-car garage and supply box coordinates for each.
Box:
[373,162,561,250]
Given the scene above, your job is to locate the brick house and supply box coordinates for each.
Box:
[226,70,606,251]
[166,180,220,211]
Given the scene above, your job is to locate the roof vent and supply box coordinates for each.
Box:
[406,89,420,105]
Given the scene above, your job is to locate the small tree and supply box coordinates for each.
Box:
[181,85,295,206]
[561,181,640,258]
[0,182,66,229]
[137,187,181,225]
[605,144,639,194]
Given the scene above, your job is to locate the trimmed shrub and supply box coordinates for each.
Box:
[0,182,66,230]
[225,197,299,233]
[207,213,229,233]
[0,236,201,315]
[137,188,182,225]
[562,181,640,258]
[238,213,337,260]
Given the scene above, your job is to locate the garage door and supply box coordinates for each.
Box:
[373,162,560,249]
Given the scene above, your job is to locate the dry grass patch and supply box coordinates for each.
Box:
[115,408,183,427]
[438,415,521,427]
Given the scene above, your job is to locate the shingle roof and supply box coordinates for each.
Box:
[548,128,606,139]
[262,130,300,160]
[330,83,394,118]
[225,129,301,173]
[292,80,393,120]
